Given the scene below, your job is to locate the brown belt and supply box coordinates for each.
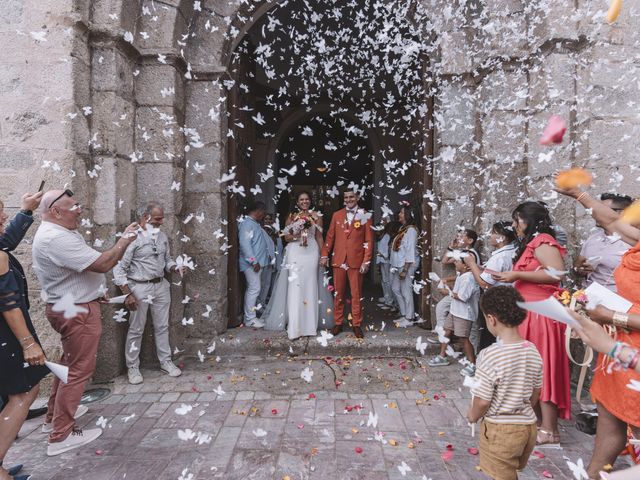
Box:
[131,277,163,284]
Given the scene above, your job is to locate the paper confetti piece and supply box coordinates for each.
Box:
[540,115,567,145]
[606,0,623,23]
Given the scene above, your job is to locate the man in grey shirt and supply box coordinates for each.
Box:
[113,202,185,385]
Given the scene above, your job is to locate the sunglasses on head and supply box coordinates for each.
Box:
[49,189,74,209]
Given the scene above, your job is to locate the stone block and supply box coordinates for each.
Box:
[0,0,25,25]
[433,149,480,201]
[438,30,473,76]
[431,198,476,262]
[185,143,224,193]
[529,0,579,44]
[0,63,24,95]
[529,52,576,112]
[135,106,185,162]
[584,120,640,166]
[475,161,529,230]
[91,91,135,156]
[136,3,187,52]
[135,63,184,110]
[1,101,73,150]
[481,111,526,163]
[91,0,138,36]
[479,67,528,111]
[435,79,475,146]
[181,191,226,253]
[94,156,118,224]
[483,14,529,58]
[185,80,225,144]
[578,60,640,119]
[136,162,183,214]
[91,46,135,98]
[184,13,228,69]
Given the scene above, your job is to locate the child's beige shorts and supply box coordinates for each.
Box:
[479,421,536,480]
[444,314,472,338]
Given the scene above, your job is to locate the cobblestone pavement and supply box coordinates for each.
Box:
[7,326,633,480]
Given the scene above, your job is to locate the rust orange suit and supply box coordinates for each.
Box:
[321,208,374,326]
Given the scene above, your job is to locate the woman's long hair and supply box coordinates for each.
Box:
[512,201,556,261]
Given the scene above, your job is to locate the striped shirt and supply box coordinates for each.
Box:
[32,221,105,304]
[472,340,543,424]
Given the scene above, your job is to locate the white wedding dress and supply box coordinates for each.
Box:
[263,223,334,339]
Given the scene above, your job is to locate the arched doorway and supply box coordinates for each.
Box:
[224,0,433,327]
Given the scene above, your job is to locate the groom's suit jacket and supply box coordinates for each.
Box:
[321,208,374,269]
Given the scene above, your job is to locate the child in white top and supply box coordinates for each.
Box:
[428,259,480,375]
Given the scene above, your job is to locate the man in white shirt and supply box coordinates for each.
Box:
[32,189,138,457]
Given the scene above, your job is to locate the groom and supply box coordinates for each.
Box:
[320,189,374,339]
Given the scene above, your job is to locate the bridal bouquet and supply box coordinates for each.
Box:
[289,213,315,247]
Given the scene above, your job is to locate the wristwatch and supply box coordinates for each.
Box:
[19,209,33,216]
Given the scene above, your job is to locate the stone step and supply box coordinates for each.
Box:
[180,325,438,359]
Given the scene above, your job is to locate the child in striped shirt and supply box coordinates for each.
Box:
[466,286,543,480]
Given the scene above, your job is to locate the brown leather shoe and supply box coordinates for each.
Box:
[331,324,343,336]
[353,326,364,339]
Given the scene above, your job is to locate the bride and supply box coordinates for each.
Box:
[263,191,334,339]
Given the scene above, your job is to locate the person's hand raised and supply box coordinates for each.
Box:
[122,223,140,241]
[21,191,44,211]
[553,185,584,200]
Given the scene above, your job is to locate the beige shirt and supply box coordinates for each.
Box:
[32,221,105,303]
[472,340,543,424]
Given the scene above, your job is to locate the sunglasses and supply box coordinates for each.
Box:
[49,189,74,209]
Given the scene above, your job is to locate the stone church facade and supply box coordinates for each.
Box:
[1,0,639,381]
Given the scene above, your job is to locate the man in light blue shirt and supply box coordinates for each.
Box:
[239,201,269,327]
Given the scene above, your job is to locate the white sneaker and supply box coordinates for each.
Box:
[41,404,89,434]
[47,428,102,456]
[160,361,182,377]
[396,318,413,328]
[460,365,476,377]
[128,367,144,384]
[245,319,265,328]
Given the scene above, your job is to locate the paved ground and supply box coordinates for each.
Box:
[8,318,635,480]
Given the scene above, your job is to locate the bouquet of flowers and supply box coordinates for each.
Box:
[554,288,588,312]
[288,213,315,247]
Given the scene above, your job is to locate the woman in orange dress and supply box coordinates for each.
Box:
[493,201,571,445]
[557,186,640,479]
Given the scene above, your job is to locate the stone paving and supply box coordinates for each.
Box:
[8,324,635,480]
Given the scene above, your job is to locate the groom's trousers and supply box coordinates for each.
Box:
[332,267,363,326]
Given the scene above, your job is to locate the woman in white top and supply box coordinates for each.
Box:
[390,205,419,326]
[463,221,517,350]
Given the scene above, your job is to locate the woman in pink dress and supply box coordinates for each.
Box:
[494,201,570,446]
